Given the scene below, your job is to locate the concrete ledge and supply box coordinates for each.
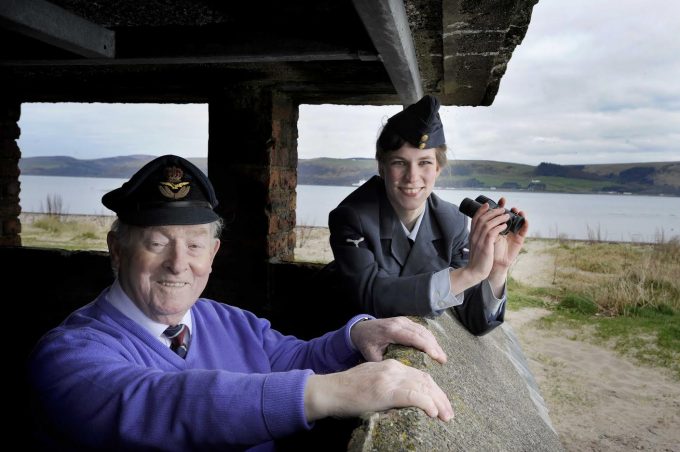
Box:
[348,311,564,451]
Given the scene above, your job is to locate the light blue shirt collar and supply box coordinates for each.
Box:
[400,204,427,241]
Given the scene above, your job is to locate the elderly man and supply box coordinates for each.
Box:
[28,155,452,451]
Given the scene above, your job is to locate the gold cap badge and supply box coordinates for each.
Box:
[159,166,191,199]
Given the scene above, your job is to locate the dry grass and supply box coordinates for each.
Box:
[20,213,335,260]
[511,237,680,376]
[551,239,680,315]
[20,213,113,251]
[293,226,332,263]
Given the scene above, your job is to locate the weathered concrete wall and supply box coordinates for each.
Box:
[439,0,540,105]
[348,311,564,451]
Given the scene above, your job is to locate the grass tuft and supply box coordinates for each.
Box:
[509,236,680,378]
[558,293,598,315]
[20,213,113,251]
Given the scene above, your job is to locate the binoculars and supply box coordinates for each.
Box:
[459,195,525,235]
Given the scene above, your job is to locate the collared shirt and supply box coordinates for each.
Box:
[106,279,193,349]
[400,208,505,321]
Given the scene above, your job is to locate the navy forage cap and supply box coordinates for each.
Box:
[102,155,219,226]
[385,95,445,149]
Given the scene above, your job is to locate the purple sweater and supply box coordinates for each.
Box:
[28,287,365,451]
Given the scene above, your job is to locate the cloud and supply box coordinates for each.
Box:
[298,104,402,160]
[19,103,208,159]
[433,0,680,165]
[16,0,680,167]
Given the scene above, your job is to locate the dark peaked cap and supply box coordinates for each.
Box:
[102,155,219,226]
[384,95,446,149]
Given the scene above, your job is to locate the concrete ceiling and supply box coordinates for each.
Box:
[0,0,539,106]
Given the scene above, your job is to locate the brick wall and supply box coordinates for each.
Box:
[206,87,299,313]
[0,100,21,246]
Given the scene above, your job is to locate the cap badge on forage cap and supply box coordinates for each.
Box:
[102,154,219,226]
[385,94,445,150]
[159,166,191,199]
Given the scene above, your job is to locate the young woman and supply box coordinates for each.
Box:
[327,95,529,335]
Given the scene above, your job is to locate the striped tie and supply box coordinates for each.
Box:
[163,324,189,358]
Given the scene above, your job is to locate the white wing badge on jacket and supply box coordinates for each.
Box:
[345,237,365,248]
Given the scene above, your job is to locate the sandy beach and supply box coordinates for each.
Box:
[295,229,680,451]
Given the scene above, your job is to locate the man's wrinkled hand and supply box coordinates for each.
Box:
[304,359,453,422]
[350,316,447,363]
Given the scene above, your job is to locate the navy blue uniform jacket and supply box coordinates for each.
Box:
[327,175,503,336]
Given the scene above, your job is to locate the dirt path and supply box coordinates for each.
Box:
[507,241,680,451]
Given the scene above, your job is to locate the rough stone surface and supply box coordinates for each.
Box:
[348,311,564,451]
[440,0,540,105]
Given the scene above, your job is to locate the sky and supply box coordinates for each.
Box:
[17,0,680,166]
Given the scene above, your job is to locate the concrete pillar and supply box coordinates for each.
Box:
[0,100,22,247]
[207,87,298,312]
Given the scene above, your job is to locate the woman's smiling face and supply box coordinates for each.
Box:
[380,144,441,223]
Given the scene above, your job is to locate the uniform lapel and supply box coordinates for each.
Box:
[390,219,411,268]
[402,202,446,276]
[378,187,409,267]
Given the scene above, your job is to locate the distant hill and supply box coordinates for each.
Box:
[20,155,207,179]
[19,155,680,196]
[297,158,680,196]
